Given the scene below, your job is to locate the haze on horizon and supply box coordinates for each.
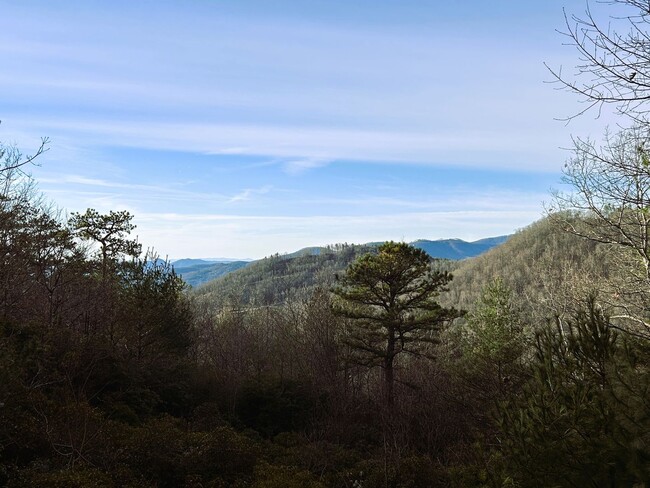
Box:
[0,0,623,259]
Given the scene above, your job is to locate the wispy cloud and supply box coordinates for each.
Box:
[1,0,591,259]
[227,185,272,203]
[282,158,331,175]
[38,174,228,202]
[299,190,549,211]
[10,117,565,172]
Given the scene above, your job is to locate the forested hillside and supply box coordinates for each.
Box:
[442,215,611,321]
[192,243,457,311]
[192,216,608,327]
[184,236,507,289]
[5,132,650,486]
[192,244,368,305]
[5,1,650,485]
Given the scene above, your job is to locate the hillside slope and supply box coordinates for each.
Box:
[191,244,375,310]
[442,216,612,322]
[187,236,509,288]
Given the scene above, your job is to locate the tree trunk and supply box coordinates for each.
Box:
[385,326,395,407]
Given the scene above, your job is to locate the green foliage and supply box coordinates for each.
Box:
[333,242,456,361]
[0,322,49,471]
[69,208,141,277]
[118,254,193,358]
[495,299,650,486]
[236,379,317,437]
[457,278,529,393]
[353,455,448,488]
[332,241,458,404]
[107,417,259,487]
[269,433,362,486]
[8,466,116,488]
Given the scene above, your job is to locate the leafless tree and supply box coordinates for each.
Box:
[0,135,49,175]
[548,1,650,121]
[549,124,650,336]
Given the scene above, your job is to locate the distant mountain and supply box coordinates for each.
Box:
[277,237,511,262]
[181,235,510,289]
[410,235,510,260]
[171,260,250,287]
[172,258,215,268]
[172,257,252,266]
[190,235,511,306]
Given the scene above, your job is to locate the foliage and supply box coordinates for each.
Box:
[456,278,529,396]
[236,379,317,437]
[252,462,325,488]
[332,242,458,405]
[117,254,193,363]
[8,466,116,488]
[69,208,141,279]
[495,299,650,486]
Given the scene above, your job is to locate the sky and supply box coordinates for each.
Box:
[0,0,626,259]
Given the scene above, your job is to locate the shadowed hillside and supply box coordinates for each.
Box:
[191,244,376,309]
[190,236,509,298]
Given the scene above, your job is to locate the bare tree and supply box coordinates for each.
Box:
[548,1,650,121]
[549,124,650,336]
[0,135,49,174]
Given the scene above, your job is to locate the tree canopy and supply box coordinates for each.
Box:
[332,241,458,406]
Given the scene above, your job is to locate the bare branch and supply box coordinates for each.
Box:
[0,135,50,174]
[547,1,650,120]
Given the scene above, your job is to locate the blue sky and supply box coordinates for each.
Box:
[1,0,624,259]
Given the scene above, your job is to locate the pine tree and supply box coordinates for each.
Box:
[332,241,458,406]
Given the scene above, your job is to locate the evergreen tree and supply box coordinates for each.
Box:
[496,298,650,486]
[459,278,529,397]
[332,241,458,406]
[69,208,141,280]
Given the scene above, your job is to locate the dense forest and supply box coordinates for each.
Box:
[4,1,650,486]
[3,144,650,487]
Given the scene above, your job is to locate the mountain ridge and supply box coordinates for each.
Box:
[182,235,510,289]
